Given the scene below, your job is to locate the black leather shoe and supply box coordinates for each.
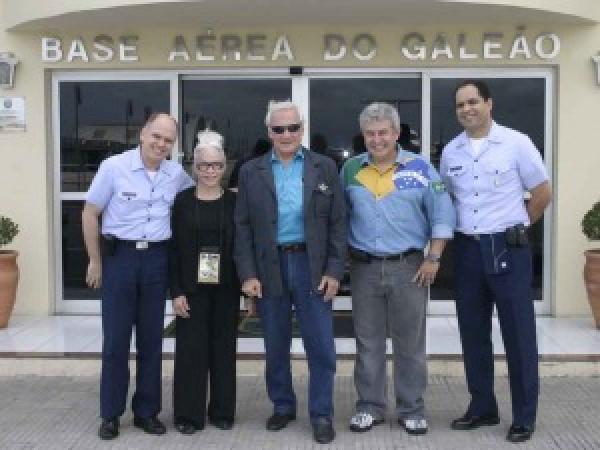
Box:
[451,413,500,430]
[98,417,119,440]
[175,421,197,435]
[209,417,234,430]
[312,418,335,444]
[506,424,534,443]
[133,415,167,435]
[266,413,296,431]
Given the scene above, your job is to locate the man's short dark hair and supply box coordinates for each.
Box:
[454,79,492,101]
[145,112,179,132]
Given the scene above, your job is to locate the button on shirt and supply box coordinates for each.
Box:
[272,148,305,245]
[85,147,194,241]
[440,121,548,234]
[341,148,455,256]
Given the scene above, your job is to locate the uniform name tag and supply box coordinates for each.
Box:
[198,246,220,284]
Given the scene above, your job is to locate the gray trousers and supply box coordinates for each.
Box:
[351,253,427,420]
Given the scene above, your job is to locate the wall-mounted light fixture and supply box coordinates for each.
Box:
[593,54,600,86]
[0,52,18,89]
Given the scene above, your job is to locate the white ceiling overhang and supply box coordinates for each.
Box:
[3,0,600,32]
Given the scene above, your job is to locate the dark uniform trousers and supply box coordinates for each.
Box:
[100,241,168,419]
[173,284,239,427]
[454,233,539,427]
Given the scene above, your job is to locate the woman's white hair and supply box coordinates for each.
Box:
[193,129,225,162]
[264,99,304,126]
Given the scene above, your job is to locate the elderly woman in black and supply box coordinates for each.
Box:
[169,130,239,434]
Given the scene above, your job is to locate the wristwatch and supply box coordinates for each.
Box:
[425,252,441,263]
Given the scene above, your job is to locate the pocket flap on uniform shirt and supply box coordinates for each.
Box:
[484,161,513,175]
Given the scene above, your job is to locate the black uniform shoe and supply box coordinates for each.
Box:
[133,415,167,435]
[209,417,234,430]
[98,417,119,440]
[451,413,500,430]
[266,413,296,431]
[506,424,534,443]
[175,419,200,435]
[312,418,335,444]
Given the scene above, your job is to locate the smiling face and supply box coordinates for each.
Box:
[455,84,493,138]
[194,146,226,189]
[139,114,177,169]
[362,119,400,165]
[267,107,304,161]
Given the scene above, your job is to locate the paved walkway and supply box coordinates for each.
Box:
[1,362,599,449]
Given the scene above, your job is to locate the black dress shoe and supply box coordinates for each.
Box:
[312,418,335,444]
[506,424,534,443]
[209,417,234,430]
[451,413,500,430]
[98,417,119,440]
[175,420,199,435]
[133,415,167,435]
[266,413,296,431]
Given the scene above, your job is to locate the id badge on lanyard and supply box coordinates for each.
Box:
[198,246,221,284]
[195,194,225,284]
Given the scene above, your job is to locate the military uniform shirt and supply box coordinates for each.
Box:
[440,121,548,234]
[85,147,193,241]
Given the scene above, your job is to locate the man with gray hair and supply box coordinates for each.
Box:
[235,100,346,444]
[341,103,455,435]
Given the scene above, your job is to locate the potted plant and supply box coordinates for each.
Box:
[0,215,19,328]
[582,201,600,328]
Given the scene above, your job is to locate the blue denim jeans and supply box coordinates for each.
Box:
[257,249,336,423]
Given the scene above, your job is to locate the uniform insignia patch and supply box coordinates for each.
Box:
[431,181,447,193]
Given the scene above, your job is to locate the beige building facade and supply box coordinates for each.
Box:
[0,0,599,319]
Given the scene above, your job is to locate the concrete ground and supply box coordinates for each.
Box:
[0,360,599,449]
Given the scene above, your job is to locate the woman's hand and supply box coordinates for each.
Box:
[172,295,190,318]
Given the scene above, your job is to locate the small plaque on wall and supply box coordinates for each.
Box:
[0,97,25,131]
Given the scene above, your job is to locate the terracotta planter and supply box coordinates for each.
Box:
[0,250,19,329]
[584,249,600,329]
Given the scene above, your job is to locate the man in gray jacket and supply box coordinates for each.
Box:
[235,100,346,444]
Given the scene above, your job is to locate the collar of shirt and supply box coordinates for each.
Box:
[270,146,304,164]
[130,146,172,176]
[358,145,415,170]
[455,121,504,150]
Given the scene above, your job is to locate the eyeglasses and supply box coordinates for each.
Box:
[270,123,302,134]
[195,161,225,171]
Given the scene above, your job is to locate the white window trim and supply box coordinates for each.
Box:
[52,67,554,317]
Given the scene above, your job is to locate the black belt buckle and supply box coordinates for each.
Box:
[278,243,306,253]
[349,247,371,263]
[505,224,528,247]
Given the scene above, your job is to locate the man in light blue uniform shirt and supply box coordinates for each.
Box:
[235,100,346,444]
[440,80,551,443]
[82,113,193,440]
[342,103,454,436]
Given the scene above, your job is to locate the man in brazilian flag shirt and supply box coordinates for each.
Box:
[341,103,455,435]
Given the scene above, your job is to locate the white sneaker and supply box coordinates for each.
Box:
[349,412,384,432]
[399,417,428,435]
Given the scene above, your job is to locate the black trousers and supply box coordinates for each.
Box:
[454,233,538,426]
[173,284,239,427]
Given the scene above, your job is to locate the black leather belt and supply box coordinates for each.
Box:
[349,247,421,263]
[278,243,307,253]
[112,238,168,250]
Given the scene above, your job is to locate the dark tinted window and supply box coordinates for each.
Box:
[181,79,291,187]
[310,78,421,168]
[60,81,170,192]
